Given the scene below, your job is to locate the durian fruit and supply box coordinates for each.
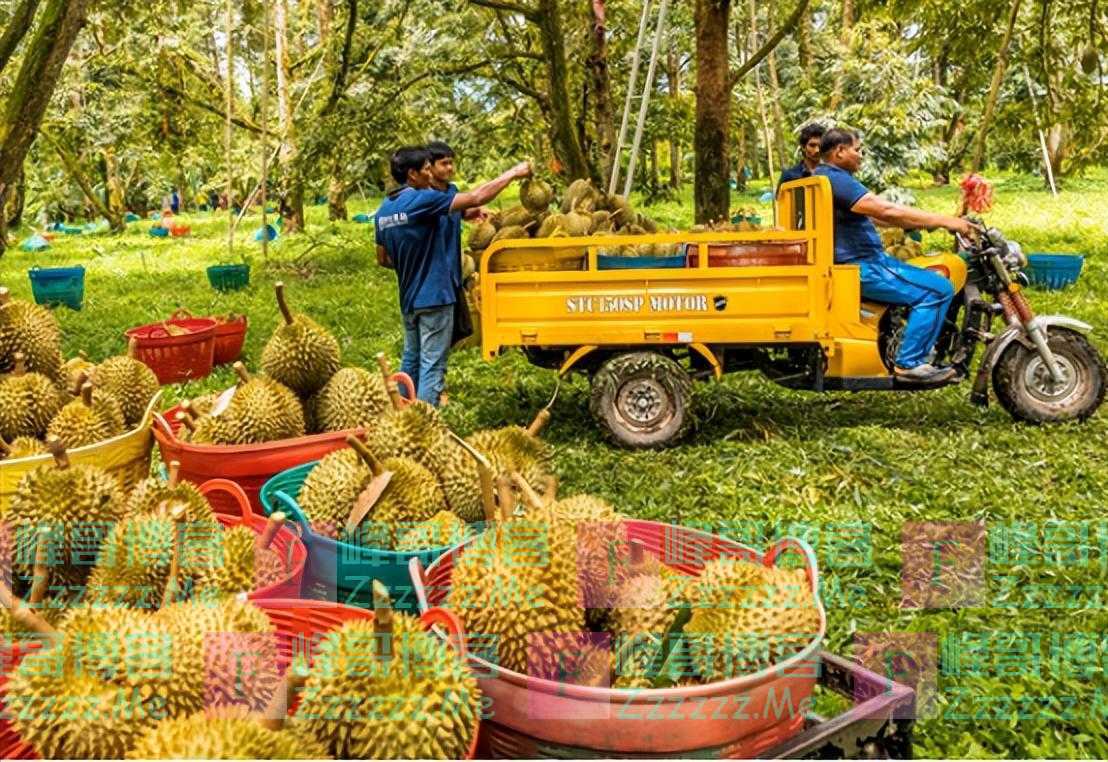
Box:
[562,210,593,237]
[294,582,480,759]
[46,380,126,449]
[0,528,66,641]
[155,596,281,712]
[609,542,684,689]
[589,210,613,233]
[685,558,821,681]
[446,476,587,678]
[127,706,330,760]
[260,282,342,397]
[561,178,600,214]
[5,604,203,759]
[462,253,477,281]
[188,391,221,417]
[395,510,474,552]
[520,178,555,213]
[195,518,290,596]
[342,435,446,550]
[4,440,124,588]
[125,461,213,521]
[0,434,47,460]
[490,224,528,243]
[606,194,635,227]
[310,364,389,433]
[361,376,452,471]
[0,352,63,440]
[0,287,63,380]
[467,220,497,251]
[190,364,306,445]
[60,351,95,395]
[297,446,373,540]
[499,204,534,229]
[439,409,555,523]
[637,214,659,233]
[536,213,568,238]
[89,339,160,426]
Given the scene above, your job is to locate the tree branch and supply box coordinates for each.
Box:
[0,0,41,74]
[469,0,539,23]
[321,0,357,115]
[123,70,263,133]
[730,0,810,87]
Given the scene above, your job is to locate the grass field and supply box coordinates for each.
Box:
[4,170,1108,757]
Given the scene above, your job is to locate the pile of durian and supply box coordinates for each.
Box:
[878,225,924,261]
[689,207,767,234]
[445,469,822,689]
[173,282,556,552]
[0,444,480,760]
[0,287,160,460]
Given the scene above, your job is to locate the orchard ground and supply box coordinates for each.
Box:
[5,170,1108,758]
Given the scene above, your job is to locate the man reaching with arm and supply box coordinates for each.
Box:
[375,146,530,406]
[814,128,978,384]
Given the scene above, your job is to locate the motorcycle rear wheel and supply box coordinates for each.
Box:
[993,327,1107,423]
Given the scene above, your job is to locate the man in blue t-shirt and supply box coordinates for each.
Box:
[777,123,825,189]
[375,146,530,406]
[814,128,978,384]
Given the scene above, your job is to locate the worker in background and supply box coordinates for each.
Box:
[375,146,530,407]
[815,128,977,385]
[777,123,825,189]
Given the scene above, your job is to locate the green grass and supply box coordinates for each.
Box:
[5,172,1108,758]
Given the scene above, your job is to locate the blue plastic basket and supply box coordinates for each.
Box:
[1026,253,1085,290]
[28,266,85,310]
[597,254,687,270]
[352,213,371,223]
[254,223,278,242]
[259,461,457,610]
[149,225,169,238]
[207,263,251,292]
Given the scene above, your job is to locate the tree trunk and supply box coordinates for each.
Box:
[667,45,681,188]
[327,158,348,221]
[0,0,42,74]
[828,0,853,110]
[586,0,616,183]
[4,165,25,229]
[103,146,126,229]
[796,4,812,73]
[749,0,775,180]
[649,139,659,191]
[693,0,732,224]
[50,139,121,229]
[0,0,89,256]
[767,49,788,169]
[535,0,591,180]
[1044,123,1067,180]
[274,0,304,232]
[970,0,1022,173]
[736,122,748,191]
[316,0,332,39]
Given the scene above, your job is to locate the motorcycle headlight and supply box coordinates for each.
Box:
[1004,240,1028,270]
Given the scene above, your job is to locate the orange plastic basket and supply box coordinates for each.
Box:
[153,372,415,516]
[410,522,826,758]
[125,317,217,384]
[168,308,247,366]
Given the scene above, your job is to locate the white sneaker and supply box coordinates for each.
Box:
[894,363,957,383]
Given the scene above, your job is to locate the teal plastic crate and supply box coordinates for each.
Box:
[259,461,460,610]
[206,263,251,292]
[28,266,85,310]
[1026,253,1084,290]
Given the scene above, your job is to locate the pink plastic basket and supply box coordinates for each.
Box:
[410,521,826,757]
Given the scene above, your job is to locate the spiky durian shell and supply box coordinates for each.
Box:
[46,390,126,448]
[60,355,95,393]
[350,456,445,549]
[3,435,48,460]
[224,376,306,444]
[0,370,62,440]
[446,508,585,677]
[261,315,341,398]
[124,475,213,521]
[294,615,480,759]
[195,525,287,596]
[395,510,473,552]
[0,297,62,380]
[6,606,201,759]
[90,355,159,427]
[311,366,389,433]
[520,178,554,213]
[5,460,124,587]
[155,597,280,712]
[685,560,821,681]
[362,400,450,470]
[297,448,372,539]
[127,706,331,759]
[545,494,630,613]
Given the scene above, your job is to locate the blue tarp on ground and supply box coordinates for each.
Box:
[255,224,278,242]
[20,234,49,252]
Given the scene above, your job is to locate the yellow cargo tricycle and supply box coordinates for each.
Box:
[475,177,1105,447]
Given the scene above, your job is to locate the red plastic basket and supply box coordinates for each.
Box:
[685,240,809,267]
[153,372,415,516]
[410,522,826,758]
[169,309,247,366]
[0,602,477,760]
[199,479,306,599]
[125,317,217,384]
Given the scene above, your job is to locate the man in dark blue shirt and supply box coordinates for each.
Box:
[814,128,977,384]
[375,146,530,406]
[777,123,825,189]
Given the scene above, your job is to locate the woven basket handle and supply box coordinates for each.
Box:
[390,372,415,406]
[168,307,193,321]
[271,490,311,537]
[198,478,255,523]
[764,536,820,594]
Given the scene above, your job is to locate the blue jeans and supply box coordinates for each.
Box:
[400,304,454,406]
[858,255,955,369]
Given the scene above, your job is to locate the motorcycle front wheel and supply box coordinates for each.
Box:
[993,327,1107,423]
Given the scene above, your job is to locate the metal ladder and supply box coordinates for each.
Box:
[607,0,672,198]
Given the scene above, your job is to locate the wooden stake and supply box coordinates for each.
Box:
[256,512,286,551]
[274,283,294,325]
[526,408,552,437]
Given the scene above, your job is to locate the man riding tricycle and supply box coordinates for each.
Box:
[473,133,1104,448]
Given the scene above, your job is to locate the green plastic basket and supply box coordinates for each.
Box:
[259,461,460,610]
[28,266,85,310]
[206,263,251,292]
